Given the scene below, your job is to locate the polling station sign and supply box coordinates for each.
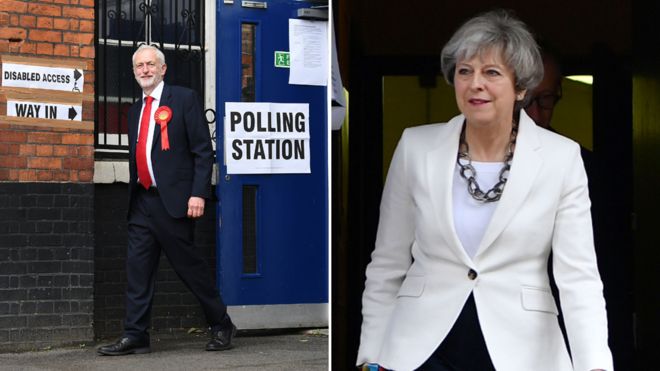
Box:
[225,102,310,174]
[7,100,82,121]
[2,63,84,92]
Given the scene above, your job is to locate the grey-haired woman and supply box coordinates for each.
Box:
[357,10,612,371]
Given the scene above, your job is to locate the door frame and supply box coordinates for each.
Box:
[210,0,328,330]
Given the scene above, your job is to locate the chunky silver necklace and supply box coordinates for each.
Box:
[456,121,518,203]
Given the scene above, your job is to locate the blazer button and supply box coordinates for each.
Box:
[467,269,478,280]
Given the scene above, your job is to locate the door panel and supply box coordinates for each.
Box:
[216,0,328,314]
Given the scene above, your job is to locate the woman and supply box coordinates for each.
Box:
[356,10,612,371]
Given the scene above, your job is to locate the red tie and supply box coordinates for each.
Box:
[136,96,154,189]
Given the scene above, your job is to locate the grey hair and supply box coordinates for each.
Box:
[441,10,543,105]
[132,44,166,66]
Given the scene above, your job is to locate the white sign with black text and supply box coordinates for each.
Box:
[7,100,82,121]
[2,63,84,92]
[288,19,328,86]
[225,102,310,174]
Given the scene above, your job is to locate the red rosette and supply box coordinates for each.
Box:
[154,106,173,150]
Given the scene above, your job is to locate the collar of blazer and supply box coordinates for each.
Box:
[151,83,172,148]
[426,110,543,265]
[151,84,172,147]
[157,83,172,112]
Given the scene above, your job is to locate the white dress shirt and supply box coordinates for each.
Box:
[452,161,502,258]
[137,80,164,187]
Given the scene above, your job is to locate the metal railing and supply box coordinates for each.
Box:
[94,0,205,157]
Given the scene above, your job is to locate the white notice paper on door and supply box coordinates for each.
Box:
[288,19,328,86]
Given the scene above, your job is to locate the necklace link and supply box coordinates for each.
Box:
[456,121,518,203]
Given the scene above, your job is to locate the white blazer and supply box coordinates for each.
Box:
[357,111,613,371]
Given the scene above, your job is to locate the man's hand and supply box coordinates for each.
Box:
[187,196,205,218]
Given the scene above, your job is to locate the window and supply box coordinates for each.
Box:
[241,23,257,102]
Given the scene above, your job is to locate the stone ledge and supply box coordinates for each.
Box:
[94,161,218,185]
[93,160,128,184]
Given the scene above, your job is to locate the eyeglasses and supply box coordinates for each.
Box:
[526,89,562,110]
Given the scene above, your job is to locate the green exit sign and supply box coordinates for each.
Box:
[274,51,290,68]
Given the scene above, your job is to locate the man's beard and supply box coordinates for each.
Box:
[137,75,160,89]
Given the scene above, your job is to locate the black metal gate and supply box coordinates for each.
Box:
[94,0,205,157]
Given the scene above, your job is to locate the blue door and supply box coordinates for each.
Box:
[215,0,327,327]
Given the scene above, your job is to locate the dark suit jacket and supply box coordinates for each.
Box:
[127,84,214,219]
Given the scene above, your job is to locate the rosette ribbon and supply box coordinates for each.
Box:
[154,106,172,150]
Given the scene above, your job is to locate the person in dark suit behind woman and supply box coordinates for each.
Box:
[97,44,236,356]
[356,10,612,371]
[526,49,633,370]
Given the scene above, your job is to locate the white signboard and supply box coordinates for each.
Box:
[225,102,310,174]
[288,19,328,86]
[2,63,84,92]
[7,100,82,121]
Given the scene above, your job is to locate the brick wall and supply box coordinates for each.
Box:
[94,184,218,339]
[0,183,94,351]
[0,0,95,350]
[0,0,95,182]
[0,0,94,183]
[0,123,94,182]
[0,1,95,63]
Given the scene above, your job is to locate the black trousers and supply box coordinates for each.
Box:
[123,187,228,341]
[417,294,496,371]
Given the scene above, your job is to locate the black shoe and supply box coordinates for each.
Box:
[97,336,151,356]
[206,324,237,351]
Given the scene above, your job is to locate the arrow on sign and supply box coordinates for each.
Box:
[73,69,82,81]
[68,106,78,120]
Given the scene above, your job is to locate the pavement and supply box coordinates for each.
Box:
[0,329,328,371]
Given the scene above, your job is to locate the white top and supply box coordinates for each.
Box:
[138,80,164,187]
[452,161,503,258]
